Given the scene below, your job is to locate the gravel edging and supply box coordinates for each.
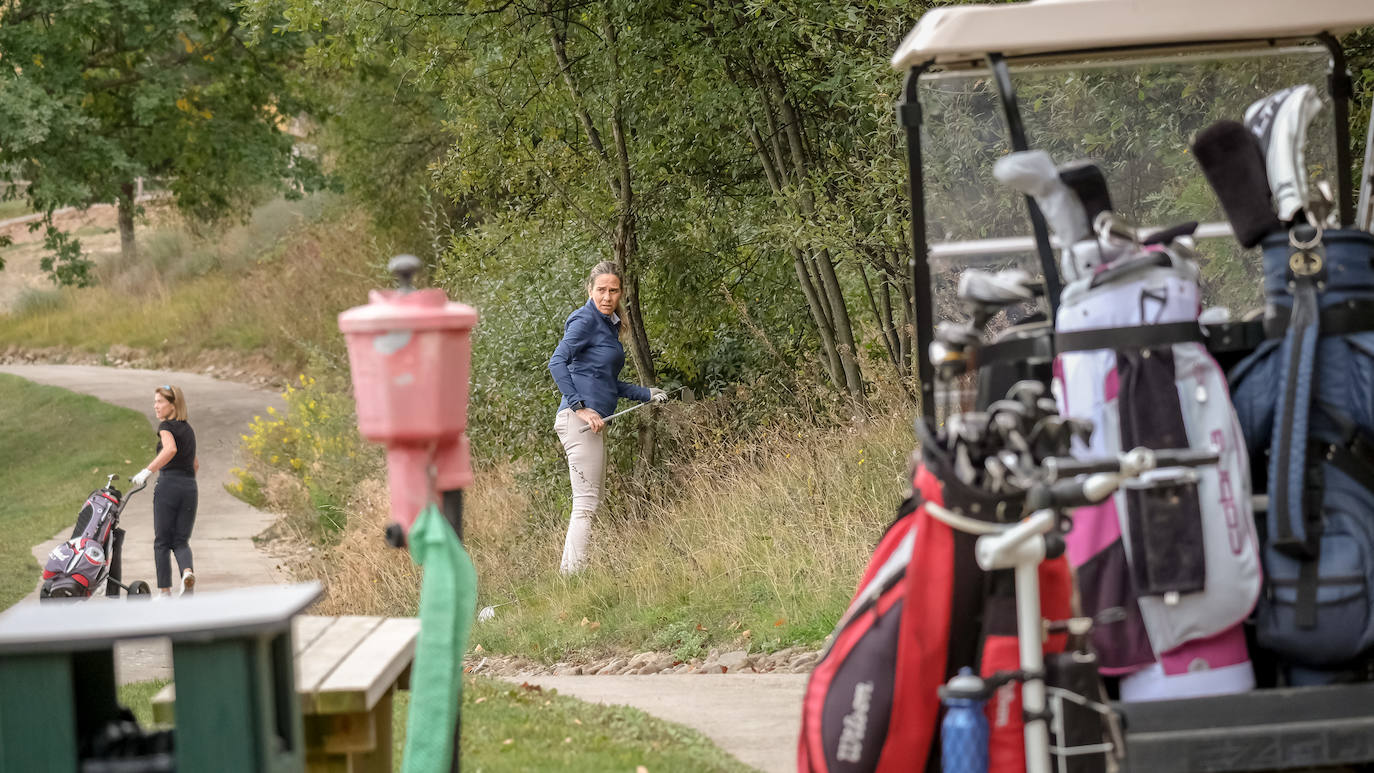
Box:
[466,646,822,677]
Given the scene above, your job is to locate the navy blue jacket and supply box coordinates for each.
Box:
[549,299,651,417]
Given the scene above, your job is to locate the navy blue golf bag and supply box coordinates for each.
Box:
[1231,228,1374,674]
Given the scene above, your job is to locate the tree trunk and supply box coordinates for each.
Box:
[601,16,658,473]
[117,181,137,262]
[793,247,844,386]
[769,69,864,404]
[859,260,899,373]
[814,248,864,402]
[613,212,658,472]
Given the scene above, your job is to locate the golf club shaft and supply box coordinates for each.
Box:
[1358,104,1374,231]
[578,387,682,433]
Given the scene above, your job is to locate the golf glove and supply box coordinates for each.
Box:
[131,468,152,486]
[649,387,668,403]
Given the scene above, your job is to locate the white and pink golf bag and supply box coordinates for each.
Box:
[1052,243,1263,701]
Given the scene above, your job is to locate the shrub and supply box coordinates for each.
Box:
[234,374,382,536]
[11,287,66,316]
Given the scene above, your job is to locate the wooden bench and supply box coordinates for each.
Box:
[152,615,419,773]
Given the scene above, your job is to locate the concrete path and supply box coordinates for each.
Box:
[2,364,285,684]
[507,673,808,773]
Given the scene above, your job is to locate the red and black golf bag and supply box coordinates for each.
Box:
[797,434,1073,772]
[41,485,127,600]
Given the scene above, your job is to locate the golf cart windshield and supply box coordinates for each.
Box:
[920,46,1338,314]
[892,0,1374,417]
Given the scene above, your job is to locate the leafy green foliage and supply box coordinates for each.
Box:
[0,0,324,283]
[247,0,1373,538]
[38,224,90,287]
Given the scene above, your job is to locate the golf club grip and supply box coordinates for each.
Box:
[1048,449,1220,477]
[1192,120,1282,248]
[1046,475,1107,508]
[1150,449,1221,469]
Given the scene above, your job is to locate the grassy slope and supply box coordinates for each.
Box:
[0,195,372,377]
[0,374,151,606]
[119,677,752,772]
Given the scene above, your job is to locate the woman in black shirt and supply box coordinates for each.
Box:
[130,384,199,597]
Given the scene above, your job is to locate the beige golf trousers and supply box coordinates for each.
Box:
[554,408,606,573]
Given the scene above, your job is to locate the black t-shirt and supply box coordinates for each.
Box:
[156,420,196,475]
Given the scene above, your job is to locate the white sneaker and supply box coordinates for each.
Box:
[153,591,172,602]
[180,569,196,596]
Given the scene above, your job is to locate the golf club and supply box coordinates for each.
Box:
[578,386,693,433]
[477,599,517,622]
[1006,380,1046,414]
[1058,161,1115,234]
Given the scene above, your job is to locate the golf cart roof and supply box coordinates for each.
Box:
[892,0,1374,71]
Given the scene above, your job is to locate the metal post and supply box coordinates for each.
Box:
[441,487,464,773]
[1317,33,1355,227]
[442,489,464,542]
[1016,559,1051,773]
[900,65,936,419]
[988,53,1063,311]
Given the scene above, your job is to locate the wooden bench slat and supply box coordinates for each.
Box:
[150,615,418,725]
[314,618,421,714]
[293,615,337,655]
[294,616,385,707]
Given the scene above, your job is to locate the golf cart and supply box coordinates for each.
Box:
[891,1,1374,771]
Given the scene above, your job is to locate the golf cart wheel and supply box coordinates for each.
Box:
[127,581,152,598]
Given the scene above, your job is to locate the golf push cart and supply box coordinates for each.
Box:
[892,1,1374,771]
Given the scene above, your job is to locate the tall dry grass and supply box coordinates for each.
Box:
[306,466,536,618]
[299,409,916,662]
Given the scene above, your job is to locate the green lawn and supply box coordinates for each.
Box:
[0,374,151,607]
[0,199,32,220]
[118,677,753,772]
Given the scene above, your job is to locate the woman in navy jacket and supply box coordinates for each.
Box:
[548,261,665,572]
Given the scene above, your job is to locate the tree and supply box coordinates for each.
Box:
[0,0,321,285]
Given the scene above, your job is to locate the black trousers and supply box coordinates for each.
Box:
[153,472,198,589]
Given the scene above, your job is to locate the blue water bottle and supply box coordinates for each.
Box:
[940,667,989,773]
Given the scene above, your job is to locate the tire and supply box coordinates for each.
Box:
[127,580,152,598]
